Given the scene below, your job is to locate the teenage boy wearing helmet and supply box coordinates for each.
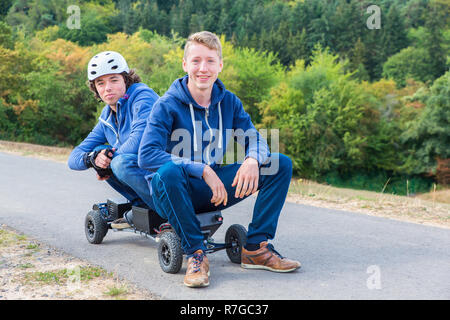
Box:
[68,51,159,228]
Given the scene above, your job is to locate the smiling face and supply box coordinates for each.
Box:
[183,42,223,97]
[94,74,126,110]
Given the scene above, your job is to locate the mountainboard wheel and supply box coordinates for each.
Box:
[85,210,108,244]
[225,224,247,264]
[158,230,183,274]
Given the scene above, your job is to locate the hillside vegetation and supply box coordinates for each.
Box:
[0,0,449,195]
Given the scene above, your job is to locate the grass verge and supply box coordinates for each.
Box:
[288,178,450,229]
[0,225,158,300]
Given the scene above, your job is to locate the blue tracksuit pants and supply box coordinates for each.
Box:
[151,153,292,255]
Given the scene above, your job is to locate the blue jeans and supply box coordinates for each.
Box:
[93,146,155,211]
[151,153,292,255]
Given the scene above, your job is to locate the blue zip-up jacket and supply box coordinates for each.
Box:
[68,83,159,170]
[138,75,270,184]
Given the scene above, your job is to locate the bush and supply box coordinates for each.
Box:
[382,46,433,87]
[259,46,386,178]
[400,71,450,176]
[322,170,433,196]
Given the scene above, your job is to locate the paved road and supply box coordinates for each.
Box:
[0,152,449,299]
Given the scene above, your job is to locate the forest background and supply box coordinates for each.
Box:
[0,0,448,196]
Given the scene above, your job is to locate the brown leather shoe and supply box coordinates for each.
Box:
[241,241,301,273]
[184,250,210,287]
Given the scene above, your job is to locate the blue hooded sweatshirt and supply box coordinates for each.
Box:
[138,75,270,187]
[68,83,159,170]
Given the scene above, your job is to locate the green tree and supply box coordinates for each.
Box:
[287,28,310,66]
[400,71,450,175]
[361,23,383,80]
[259,47,385,178]
[58,11,110,46]
[221,43,284,124]
[422,0,448,81]
[6,0,75,32]
[260,22,291,66]
[156,0,178,13]
[0,0,14,19]
[382,46,433,87]
[136,0,169,35]
[402,0,429,28]
[203,0,222,34]
[59,1,120,45]
[379,4,409,64]
[330,0,364,57]
[348,37,370,81]
[5,0,33,31]
[0,21,14,49]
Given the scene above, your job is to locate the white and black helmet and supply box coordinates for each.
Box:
[87,51,129,81]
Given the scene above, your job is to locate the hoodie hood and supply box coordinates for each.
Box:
[166,75,226,108]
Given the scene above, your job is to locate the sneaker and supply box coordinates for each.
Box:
[110,218,131,229]
[184,250,210,288]
[241,241,301,273]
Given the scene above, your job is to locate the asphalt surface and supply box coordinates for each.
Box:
[0,151,449,299]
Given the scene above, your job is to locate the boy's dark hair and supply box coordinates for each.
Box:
[87,69,142,101]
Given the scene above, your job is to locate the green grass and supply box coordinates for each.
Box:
[25,269,68,285]
[0,229,28,246]
[77,266,109,281]
[104,285,128,298]
[24,266,108,285]
[26,243,39,250]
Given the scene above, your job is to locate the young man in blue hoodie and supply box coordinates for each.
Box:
[138,32,300,287]
[68,51,159,228]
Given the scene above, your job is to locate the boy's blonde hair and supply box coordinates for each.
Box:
[184,31,222,60]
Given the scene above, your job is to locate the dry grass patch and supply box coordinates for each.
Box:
[417,189,450,204]
[288,179,450,229]
[0,140,71,163]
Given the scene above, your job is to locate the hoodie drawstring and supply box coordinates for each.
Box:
[189,103,198,152]
[218,101,223,149]
[189,102,223,153]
